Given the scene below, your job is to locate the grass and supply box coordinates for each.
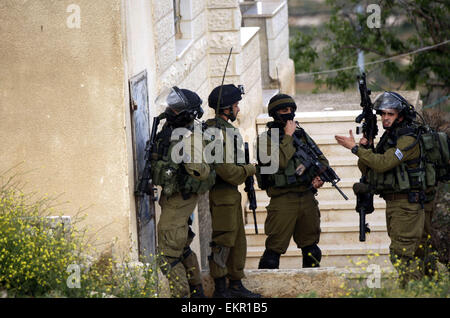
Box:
[295,250,449,298]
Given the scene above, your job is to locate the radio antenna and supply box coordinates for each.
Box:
[216,47,233,114]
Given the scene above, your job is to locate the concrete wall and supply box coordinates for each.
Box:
[0,1,131,256]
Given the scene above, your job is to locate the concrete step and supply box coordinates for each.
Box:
[251,198,386,213]
[245,244,391,269]
[245,198,386,226]
[245,207,387,225]
[253,176,356,195]
[256,121,363,137]
[244,221,389,247]
[256,111,385,136]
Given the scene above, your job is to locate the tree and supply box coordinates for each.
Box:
[290,0,450,107]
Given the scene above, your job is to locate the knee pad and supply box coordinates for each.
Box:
[208,242,230,269]
[258,249,280,269]
[159,256,182,276]
[301,244,322,268]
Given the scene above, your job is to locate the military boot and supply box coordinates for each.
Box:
[258,249,280,269]
[212,276,232,298]
[189,284,206,298]
[228,280,261,298]
[301,244,322,268]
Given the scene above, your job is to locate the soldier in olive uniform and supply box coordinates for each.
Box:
[335,91,427,287]
[152,87,215,298]
[205,84,261,298]
[256,94,328,269]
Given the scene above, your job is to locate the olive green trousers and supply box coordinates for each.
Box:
[414,200,438,277]
[157,193,202,297]
[385,199,425,286]
[264,190,321,254]
[209,190,247,280]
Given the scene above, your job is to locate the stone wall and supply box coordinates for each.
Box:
[242,0,295,95]
[152,0,210,114]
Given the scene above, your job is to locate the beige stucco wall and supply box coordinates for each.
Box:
[0,0,294,265]
[0,1,131,257]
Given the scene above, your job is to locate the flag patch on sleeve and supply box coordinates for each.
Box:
[395,148,404,160]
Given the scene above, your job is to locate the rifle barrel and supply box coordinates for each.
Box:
[359,210,366,242]
[333,182,349,200]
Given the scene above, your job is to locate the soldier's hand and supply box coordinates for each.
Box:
[244,163,256,176]
[284,120,296,136]
[359,136,373,147]
[312,176,324,189]
[335,129,356,150]
[360,137,369,146]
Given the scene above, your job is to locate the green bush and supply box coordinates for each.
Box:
[330,251,449,298]
[341,273,449,298]
[0,171,161,298]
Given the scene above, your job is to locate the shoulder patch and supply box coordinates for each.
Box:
[394,148,404,161]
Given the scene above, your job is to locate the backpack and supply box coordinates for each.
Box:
[418,125,450,185]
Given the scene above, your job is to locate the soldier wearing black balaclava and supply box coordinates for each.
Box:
[256,94,329,270]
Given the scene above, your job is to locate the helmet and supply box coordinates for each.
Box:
[268,94,297,117]
[156,86,204,127]
[208,84,244,111]
[373,91,416,121]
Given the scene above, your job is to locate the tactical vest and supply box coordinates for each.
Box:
[151,122,216,198]
[367,124,428,195]
[204,117,245,165]
[256,125,317,190]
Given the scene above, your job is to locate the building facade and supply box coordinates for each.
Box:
[0,0,294,263]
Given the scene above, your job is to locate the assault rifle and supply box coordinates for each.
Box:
[292,128,348,200]
[244,142,258,234]
[355,72,378,143]
[135,114,163,200]
[354,72,377,242]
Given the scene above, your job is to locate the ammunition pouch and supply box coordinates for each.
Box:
[407,191,426,204]
[152,124,216,198]
[181,168,216,195]
[263,153,316,189]
[367,124,430,195]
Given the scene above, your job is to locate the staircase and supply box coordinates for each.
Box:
[244,110,391,269]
